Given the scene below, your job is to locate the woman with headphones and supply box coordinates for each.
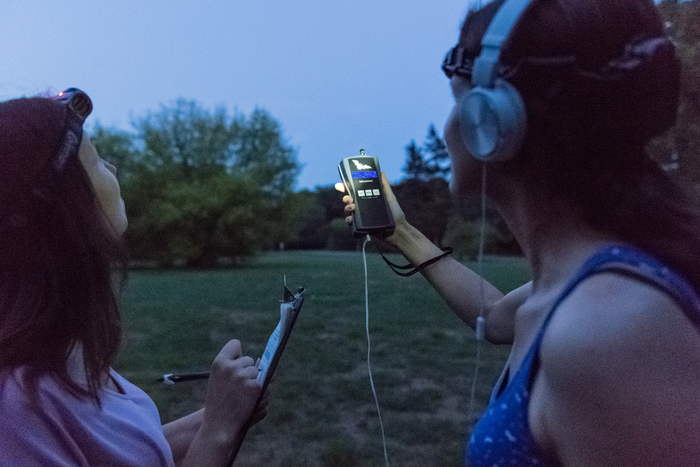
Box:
[345,0,700,465]
[0,91,265,466]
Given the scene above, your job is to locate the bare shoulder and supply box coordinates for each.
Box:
[531,272,700,467]
[543,271,700,375]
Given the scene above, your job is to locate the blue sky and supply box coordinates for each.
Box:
[0,1,478,190]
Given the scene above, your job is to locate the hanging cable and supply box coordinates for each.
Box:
[467,164,488,426]
[363,234,390,467]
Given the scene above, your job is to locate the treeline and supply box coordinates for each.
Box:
[93,0,699,267]
[94,101,518,267]
[283,125,520,259]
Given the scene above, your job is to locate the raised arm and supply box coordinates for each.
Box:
[344,173,528,344]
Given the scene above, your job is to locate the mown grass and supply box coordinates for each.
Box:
[115,250,530,467]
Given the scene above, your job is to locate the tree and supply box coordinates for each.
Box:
[423,124,450,178]
[91,125,140,182]
[396,126,454,246]
[230,108,299,201]
[92,100,299,267]
[278,190,328,250]
[402,125,451,180]
[651,0,700,203]
[137,99,236,180]
[315,185,358,250]
[228,108,300,250]
[282,185,360,251]
[315,185,349,225]
[393,177,452,247]
[402,140,430,180]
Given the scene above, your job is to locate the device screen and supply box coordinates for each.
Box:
[352,171,377,179]
[348,158,381,201]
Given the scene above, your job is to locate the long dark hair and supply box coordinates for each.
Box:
[0,97,129,402]
[457,0,700,290]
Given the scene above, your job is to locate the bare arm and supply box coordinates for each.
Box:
[530,274,700,466]
[174,340,262,467]
[389,219,528,343]
[163,409,204,465]
[345,173,528,344]
[162,366,269,465]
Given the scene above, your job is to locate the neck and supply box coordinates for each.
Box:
[492,179,618,293]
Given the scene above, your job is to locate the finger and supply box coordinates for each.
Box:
[342,195,354,204]
[219,339,243,359]
[243,365,261,379]
[231,355,256,370]
[344,203,355,215]
[381,172,396,201]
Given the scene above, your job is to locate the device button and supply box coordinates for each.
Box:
[372,189,380,196]
[358,190,365,197]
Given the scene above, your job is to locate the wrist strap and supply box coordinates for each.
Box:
[375,241,453,277]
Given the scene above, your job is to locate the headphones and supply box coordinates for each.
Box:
[445,0,679,162]
[457,0,533,163]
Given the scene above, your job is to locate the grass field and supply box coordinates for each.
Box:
[115,250,530,467]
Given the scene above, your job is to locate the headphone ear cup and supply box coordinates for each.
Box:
[458,80,527,162]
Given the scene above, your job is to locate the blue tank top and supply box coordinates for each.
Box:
[466,245,700,467]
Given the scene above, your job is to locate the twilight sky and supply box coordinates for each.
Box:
[0,0,481,190]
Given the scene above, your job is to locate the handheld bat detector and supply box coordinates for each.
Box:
[338,151,395,237]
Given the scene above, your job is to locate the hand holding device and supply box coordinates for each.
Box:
[338,150,395,237]
[340,157,452,277]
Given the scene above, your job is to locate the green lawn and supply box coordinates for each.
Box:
[115,250,529,467]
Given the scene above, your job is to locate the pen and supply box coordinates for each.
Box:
[158,371,210,385]
[158,367,263,384]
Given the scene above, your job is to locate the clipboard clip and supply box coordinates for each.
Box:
[282,274,305,303]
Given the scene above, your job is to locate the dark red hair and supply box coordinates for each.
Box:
[457,0,700,289]
[0,97,129,402]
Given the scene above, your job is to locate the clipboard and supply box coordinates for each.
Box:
[225,282,305,466]
[256,283,305,395]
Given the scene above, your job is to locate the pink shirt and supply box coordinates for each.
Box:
[0,368,175,467]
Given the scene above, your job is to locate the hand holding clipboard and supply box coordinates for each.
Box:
[157,280,305,466]
[224,282,305,467]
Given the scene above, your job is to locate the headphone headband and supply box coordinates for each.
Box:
[472,0,535,87]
